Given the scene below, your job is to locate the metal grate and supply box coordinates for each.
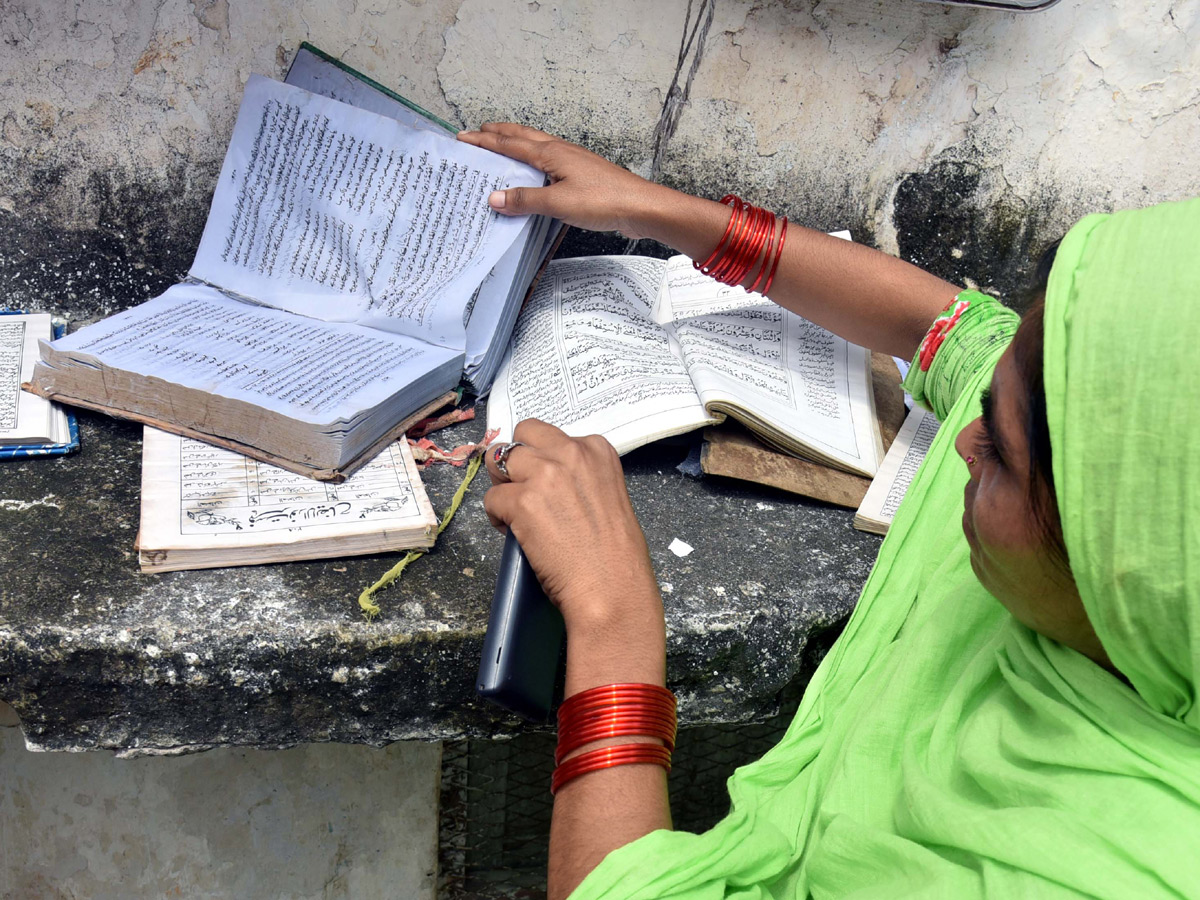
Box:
[438,627,841,899]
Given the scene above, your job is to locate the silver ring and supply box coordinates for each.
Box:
[493,440,525,480]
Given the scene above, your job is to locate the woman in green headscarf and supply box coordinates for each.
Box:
[461,123,1200,899]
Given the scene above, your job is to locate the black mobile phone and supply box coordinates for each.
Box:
[476,532,565,721]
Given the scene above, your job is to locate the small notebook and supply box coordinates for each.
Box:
[853,405,940,535]
[0,311,78,459]
[137,427,438,572]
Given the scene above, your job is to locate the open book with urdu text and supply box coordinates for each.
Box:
[27,55,556,480]
[487,248,884,478]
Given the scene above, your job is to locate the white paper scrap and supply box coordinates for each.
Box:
[668,538,694,558]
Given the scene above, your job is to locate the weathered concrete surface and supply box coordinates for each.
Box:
[0,362,876,753]
[0,230,877,753]
[0,409,873,752]
[0,723,440,899]
[2,0,1198,304]
[4,0,1190,752]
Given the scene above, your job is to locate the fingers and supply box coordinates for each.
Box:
[482,481,517,532]
[487,185,558,217]
[479,122,559,142]
[484,439,531,485]
[483,419,566,484]
[457,128,549,167]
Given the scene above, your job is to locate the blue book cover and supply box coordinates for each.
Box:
[0,310,80,459]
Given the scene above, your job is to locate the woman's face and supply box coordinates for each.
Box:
[954,347,1111,667]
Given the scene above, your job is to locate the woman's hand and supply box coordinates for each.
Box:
[458,123,670,239]
[485,421,671,899]
[482,419,663,649]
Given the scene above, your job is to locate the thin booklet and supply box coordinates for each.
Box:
[137,427,437,572]
[487,244,883,478]
[28,66,550,480]
[853,405,940,534]
[0,311,77,458]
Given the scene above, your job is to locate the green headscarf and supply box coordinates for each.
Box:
[570,201,1200,898]
[1045,197,1200,728]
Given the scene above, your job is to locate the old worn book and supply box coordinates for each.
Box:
[28,65,552,480]
[0,311,77,458]
[853,404,940,534]
[137,427,437,572]
[488,243,884,477]
[700,352,909,508]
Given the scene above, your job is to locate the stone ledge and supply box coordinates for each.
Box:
[0,225,881,752]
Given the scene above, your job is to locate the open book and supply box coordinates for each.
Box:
[1,312,77,458]
[853,404,940,534]
[27,61,555,480]
[137,427,437,572]
[487,250,883,477]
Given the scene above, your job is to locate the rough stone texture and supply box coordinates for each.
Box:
[0,317,876,754]
[0,217,883,752]
[0,724,440,899]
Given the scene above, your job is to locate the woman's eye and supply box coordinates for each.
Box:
[973,434,1003,465]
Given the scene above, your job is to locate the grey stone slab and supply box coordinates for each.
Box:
[0,724,440,899]
[0,223,883,752]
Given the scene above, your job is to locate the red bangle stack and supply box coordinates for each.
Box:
[552,683,677,795]
[693,195,789,296]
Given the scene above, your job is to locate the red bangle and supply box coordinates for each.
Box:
[695,194,781,293]
[551,743,672,795]
[748,213,777,294]
[709,202,755,282]
[557,727,675,765]
[554,683,678,790]
[761,216,788,296]
[722,204,770,286]
[696,196,743,273]
[558,682,676,708]
[556,712,677,764]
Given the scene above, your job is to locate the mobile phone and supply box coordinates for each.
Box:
[476,532,565,721]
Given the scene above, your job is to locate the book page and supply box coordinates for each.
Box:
[140,426,436,555]
[650,256,774,325]
[463,216,537,371]
[1,313,55,443]
[855,405,940,533]
[488,256,717,454]
[671,302,880,476]
[190,75,542,349]
[43,284,461,426]
[650,233,852,326]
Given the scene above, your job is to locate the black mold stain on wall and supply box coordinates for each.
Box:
[892,158,1057,309]
[0,159,212,322]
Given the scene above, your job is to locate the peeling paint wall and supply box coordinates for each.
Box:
[2,0,1197,299]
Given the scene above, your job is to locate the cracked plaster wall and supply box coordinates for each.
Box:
[1,0,1198,298]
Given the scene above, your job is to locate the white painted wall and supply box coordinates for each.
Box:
[2,0,1197,293]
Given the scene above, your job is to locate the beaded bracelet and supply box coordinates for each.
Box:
[551,683,677,794]
[694,195,788,295]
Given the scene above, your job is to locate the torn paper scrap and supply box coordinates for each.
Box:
[668,538,694,558]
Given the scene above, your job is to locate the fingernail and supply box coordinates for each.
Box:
[488,190,506,210]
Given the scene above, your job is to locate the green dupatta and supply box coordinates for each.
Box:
[571,201,1200,898]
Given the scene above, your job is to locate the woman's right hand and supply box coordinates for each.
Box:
[457,123,671,239]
